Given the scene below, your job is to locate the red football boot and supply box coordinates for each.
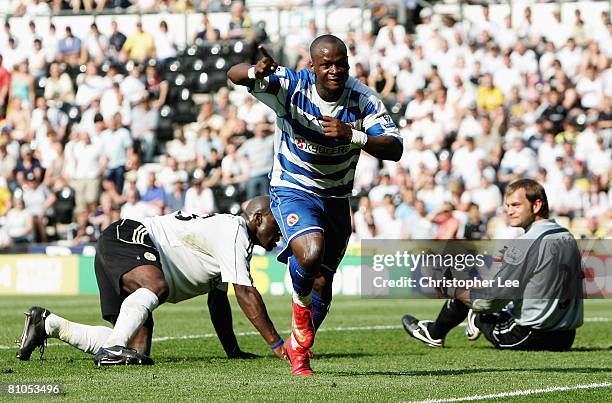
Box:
[285,335,314,376]
[291,301,315,348]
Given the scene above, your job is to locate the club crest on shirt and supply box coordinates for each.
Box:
[287,213,299,227]
[144,252,157,262]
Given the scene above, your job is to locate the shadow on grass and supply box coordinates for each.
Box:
[328,367,612,377]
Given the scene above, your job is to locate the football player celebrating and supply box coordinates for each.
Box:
[228,36,402,375]
[17,196,287,365]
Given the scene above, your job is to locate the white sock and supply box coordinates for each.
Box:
[103,288,159,348]
[45,313,113,354]
[292,291,312,307]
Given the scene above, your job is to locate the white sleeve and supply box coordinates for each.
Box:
[215,222,253,287]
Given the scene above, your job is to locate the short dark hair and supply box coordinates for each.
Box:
[505,179,550,218]
[309,35,347,58]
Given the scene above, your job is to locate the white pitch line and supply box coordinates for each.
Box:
[1,318,609,350]
[409,382,612,403]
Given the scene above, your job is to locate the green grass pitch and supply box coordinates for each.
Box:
[1,296,610,401]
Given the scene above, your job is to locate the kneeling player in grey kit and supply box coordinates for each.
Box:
[402,179,584,351]
[17,196,287,365]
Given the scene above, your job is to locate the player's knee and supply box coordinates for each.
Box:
[143,279,169,303]
[294,237,325,270]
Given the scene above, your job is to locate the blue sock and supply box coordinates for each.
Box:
[312,293,331,330]
[289,256,315,296]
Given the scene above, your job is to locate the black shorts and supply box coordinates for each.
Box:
[476,311,576,351]
[95,219,162,323]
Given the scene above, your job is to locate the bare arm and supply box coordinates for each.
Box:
[207,287,246,358]
[234,284,286,359]
[227,46,278,87]
[363,135,403,161]
[319,116,403,161]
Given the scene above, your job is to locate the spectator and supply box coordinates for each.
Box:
[58,27,82,67]
[429,201,459,239]
[108,20,127,62]
[153,20,177,65]
[466,173,502,219]
[193,13,221,44]
[28,39,46,79]
[119,65,146,107]
[5,195,34,244]
[464,203,487,240]
[167,129,196,170]
[221,143,249,187]
[44,23,60,63]
[9,61,35,110]
[164,173,186,213]
[68,211,96,245]
[0,55,10,116]
[121,21,155,63]
[405,199,435,239]
[225,1,253,40]
[183,174,215,216]
[75,62,107,107]
[476,74,504,113]
[140,172,165,211]
[120,188,157,221]
[82,23,109,65]
[130,97,159,163]
[144,65,168,108]
[238,122,274,199]
[100,112,133,194]
[5,98,32,142]
[21,172,55,243]
[44,63,75,104]
[3,37,25,72]
[69,130,103,213]
[14,144,42,186]
[51,177,76,227]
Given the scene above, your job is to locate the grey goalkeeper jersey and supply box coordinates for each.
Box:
[474,219,584,331]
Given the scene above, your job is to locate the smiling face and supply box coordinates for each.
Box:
[310,38,349,101]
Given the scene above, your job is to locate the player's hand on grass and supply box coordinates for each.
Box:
[227,348,258,359]
[319,116,352,143]
[254,45,278,79]
[272,343,288,360]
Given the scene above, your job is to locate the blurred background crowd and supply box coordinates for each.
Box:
[0,0,610,249]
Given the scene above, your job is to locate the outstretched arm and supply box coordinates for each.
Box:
[208,287,255,358]
[227,45,278,87]
[233,284,287,359]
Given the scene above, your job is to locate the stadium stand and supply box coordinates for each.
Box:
[0,0,610,250]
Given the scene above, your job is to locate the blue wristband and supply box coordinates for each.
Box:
[270,338,284,350]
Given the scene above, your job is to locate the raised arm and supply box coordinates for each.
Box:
[227,45,278,87]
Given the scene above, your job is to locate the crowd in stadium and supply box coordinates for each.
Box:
[0,1,610,248]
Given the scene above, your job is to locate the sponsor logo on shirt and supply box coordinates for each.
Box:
[293,136,350,155]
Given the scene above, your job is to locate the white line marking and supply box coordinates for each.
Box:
[409,382,612,403]
[1,318,609,350]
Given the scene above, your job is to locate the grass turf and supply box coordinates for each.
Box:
[0,296,610,401]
